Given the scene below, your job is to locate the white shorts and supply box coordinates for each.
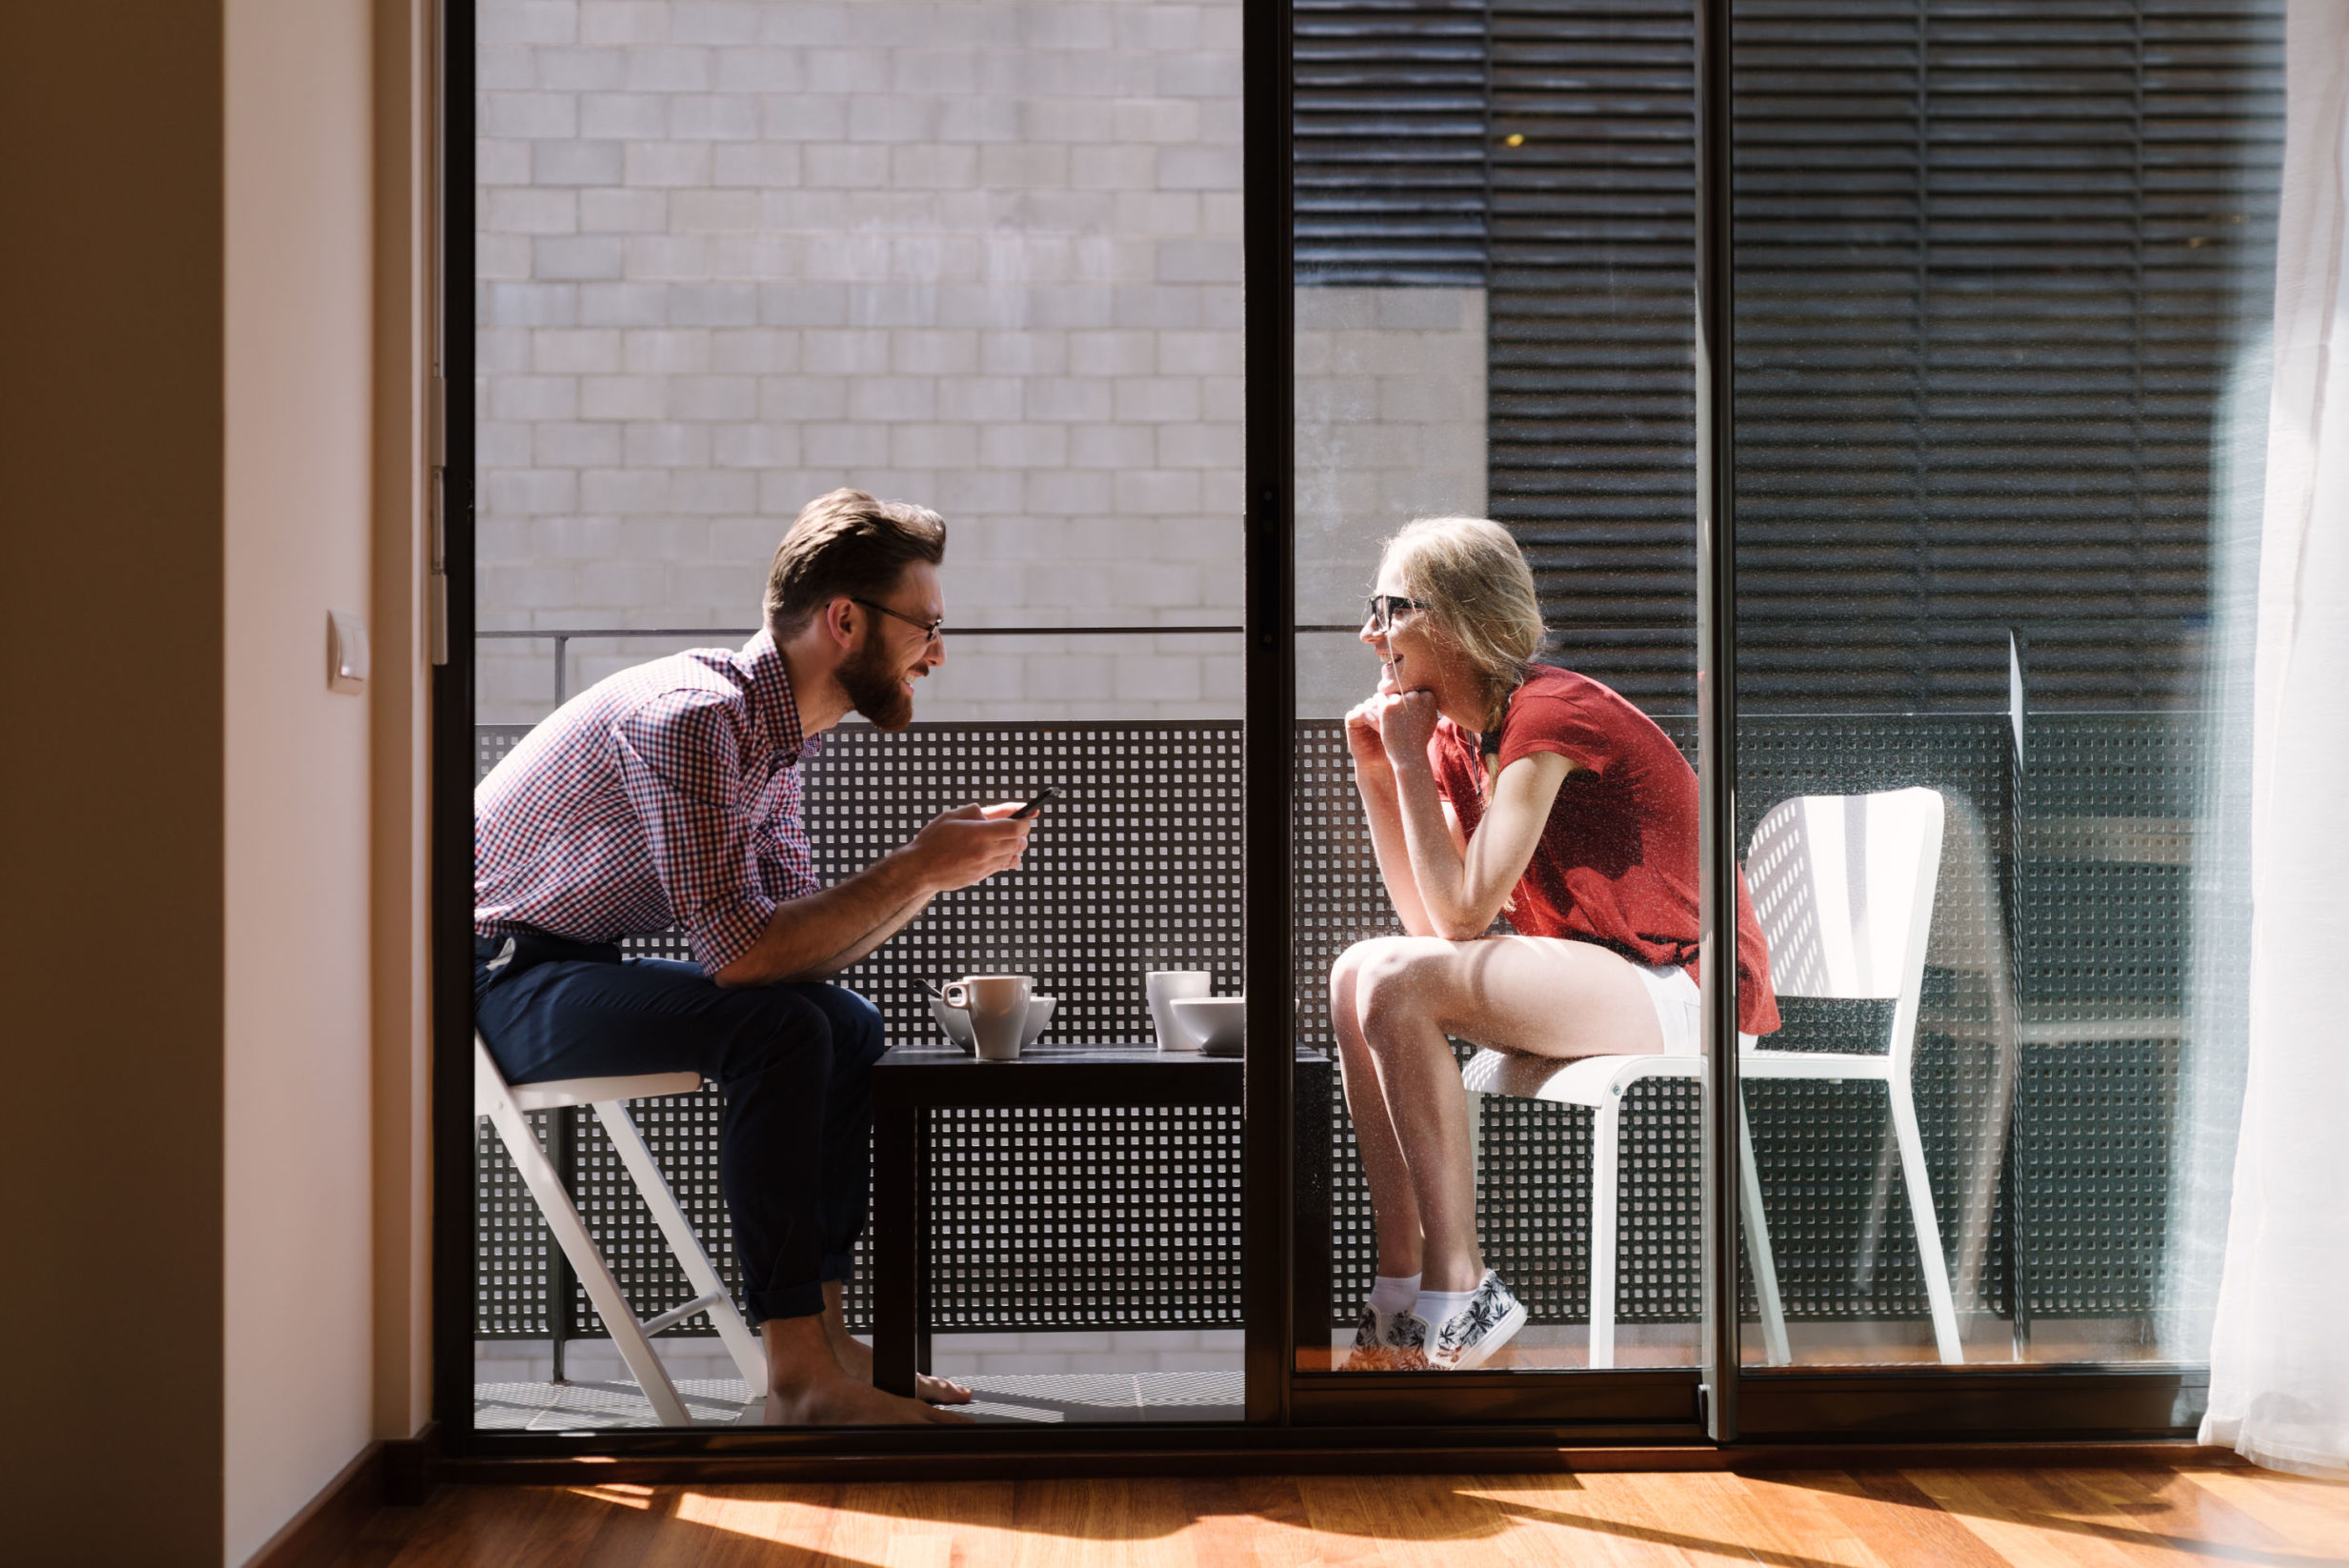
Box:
[1633,961,1704,1055]
[1629,959,1758,1055]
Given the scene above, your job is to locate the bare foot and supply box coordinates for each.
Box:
[761,1368,972,1426]
[825,1315,973,1405]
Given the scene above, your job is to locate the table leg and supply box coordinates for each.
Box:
[914,1113,934,1380]
[1292,1058,1334,1367]
[873,1100,919,1398]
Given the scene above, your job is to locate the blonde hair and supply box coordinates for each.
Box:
[1378,516,1546,722]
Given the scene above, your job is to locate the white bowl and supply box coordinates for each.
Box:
[1171,995,1245,1055]
[929,995,1055,1055]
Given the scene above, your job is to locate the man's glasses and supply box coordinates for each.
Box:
[851,597,945,644]
[1364,593,1427,633]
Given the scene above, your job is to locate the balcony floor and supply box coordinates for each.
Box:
[475,1370,1245,1429]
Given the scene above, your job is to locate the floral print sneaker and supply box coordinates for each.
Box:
[1345,1301,1430,1371]
[1427,1272,1527,1370]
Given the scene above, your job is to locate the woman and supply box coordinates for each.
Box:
[1334,517,1778,1370]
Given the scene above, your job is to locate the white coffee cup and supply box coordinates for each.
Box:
[931,994,1056,1054]
[1146,969,1213,1052]
[942,974,1034,1061]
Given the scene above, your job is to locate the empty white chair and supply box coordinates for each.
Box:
[1461,787,1963,1368]
[474,1035,766,1425]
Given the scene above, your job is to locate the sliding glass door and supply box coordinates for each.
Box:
[1727,0,2281,1412]
[439,0,2284,1452]
[1282,0,1717,1427]
[1268,0,2282,1436]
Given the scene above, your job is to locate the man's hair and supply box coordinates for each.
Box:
[1379,516,1547,717]
[763,489,948,638]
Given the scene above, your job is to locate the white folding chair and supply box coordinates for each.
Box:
[1461,787,1964,1368]
[473,1035,766,1425]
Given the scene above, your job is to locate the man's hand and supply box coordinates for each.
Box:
[904,802,1034,894]
[1375,687,1441,763]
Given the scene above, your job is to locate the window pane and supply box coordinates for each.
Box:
[473,0,1245,1426]
[1729,0,2282,1367]
[1294,1,1707,1376]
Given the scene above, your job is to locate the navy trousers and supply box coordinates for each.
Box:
[474,929,886,1324]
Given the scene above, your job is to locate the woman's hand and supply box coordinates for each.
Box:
[1345,694,1394,776]
[1376,687,1442,763]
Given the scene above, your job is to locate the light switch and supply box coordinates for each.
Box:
[329,610,370,694]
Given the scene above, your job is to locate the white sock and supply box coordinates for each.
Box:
[1368,1272,1421,1317]
[1417,1285,1477,1325]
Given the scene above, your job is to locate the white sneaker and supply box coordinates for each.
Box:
[1427,1272,1526,1370]
[1344,1301,1430,1371]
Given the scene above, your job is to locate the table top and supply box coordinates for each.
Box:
[877,1042,1323,1069]
[873,1041,1325,1108]
[881,1042,1207,1070]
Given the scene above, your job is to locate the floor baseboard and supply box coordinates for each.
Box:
[243,1424,439,1568]
[432,1437,2241,1488]
[243,1443,383,1568]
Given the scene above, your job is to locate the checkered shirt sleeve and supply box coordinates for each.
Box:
[612,691,787,975]
[757,755,819,907]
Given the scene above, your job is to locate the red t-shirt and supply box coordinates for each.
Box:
[1428,665,1780,1036]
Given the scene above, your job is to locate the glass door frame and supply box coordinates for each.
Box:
[427,0,2213,1462]
[1246,0,2210,1442]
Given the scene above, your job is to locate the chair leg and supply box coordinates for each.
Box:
[594,1100,769,1392]
[483,1101,693,1426]
[1856,1130,1899,1291]
[1465,1088,1484,1187]
[1589,1097,1621,1370]
[1737,1096,1792,1367]
[1889,1083,1965,1364]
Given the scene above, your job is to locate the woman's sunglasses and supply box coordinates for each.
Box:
[1364,593,1427,633]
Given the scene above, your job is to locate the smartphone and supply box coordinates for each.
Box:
[1010,786,1060,820]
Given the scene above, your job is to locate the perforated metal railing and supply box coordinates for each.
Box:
[476,714,2198,1340]
[475,722,1247,1339]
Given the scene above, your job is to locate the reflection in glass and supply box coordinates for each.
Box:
[1729,2,2282,1366]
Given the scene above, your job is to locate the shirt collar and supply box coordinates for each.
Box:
[737,630,820,763]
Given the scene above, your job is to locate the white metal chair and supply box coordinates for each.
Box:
[473,1035,766,1424]
[1460,787,1964,1368]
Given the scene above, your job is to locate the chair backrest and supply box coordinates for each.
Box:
[1745,788,1945,1065]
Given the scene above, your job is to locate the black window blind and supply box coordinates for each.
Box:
[1295,0,2283,712]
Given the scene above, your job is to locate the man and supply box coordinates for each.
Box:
[474,488,1032,1426]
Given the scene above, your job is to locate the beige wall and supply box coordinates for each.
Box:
[0,6,229,1562]
[222,0,384,1560]
[0,4,432,1562]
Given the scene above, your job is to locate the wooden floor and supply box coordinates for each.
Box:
[333,1460,2349,1566]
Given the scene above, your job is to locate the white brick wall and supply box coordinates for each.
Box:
[476,2,1485,725]
[1295,287,1488,717]
[476,0,1241,722]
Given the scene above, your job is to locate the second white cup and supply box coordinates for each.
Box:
[943,974,1034,1061]
[1146,969,1213,1052]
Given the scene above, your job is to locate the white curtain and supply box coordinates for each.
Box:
[2199,0,2349,1479]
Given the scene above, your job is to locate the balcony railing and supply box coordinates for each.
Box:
[473,699,2206,1360]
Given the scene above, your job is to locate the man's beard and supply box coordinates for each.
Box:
[838,623,917,731]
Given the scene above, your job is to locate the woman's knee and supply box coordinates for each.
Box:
[1329,939,1378,1019]
[1355,941,1445,1043]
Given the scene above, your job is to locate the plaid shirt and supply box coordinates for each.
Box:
[475,631,822,975]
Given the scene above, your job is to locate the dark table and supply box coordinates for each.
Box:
[870,1042,1332,1398]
